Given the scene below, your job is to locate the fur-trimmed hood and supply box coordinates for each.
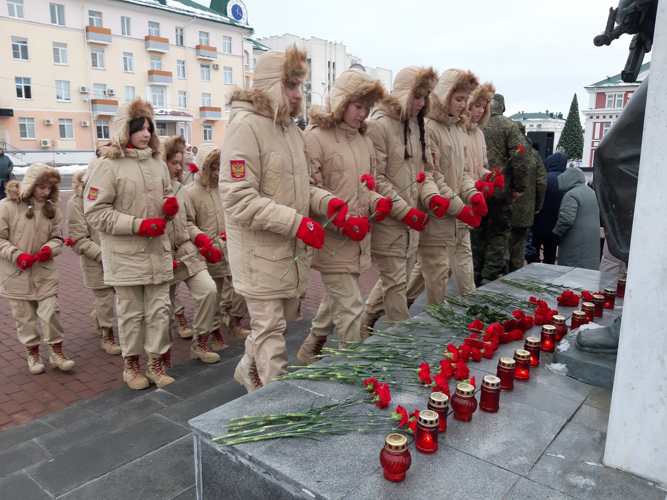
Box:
[466,82,495,130]
[428,69,479,125]
[161,135,187,183]
[377,66,438,122]
[72,170,86,197]
[308,69,386,136]
[5,163,61,204]
[194,143,221,189]
[99,99,161,159]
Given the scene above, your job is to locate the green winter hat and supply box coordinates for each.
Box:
[493,94,505,106]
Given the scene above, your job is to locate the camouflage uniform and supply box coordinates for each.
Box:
[471,94,532,283]
[507,122,547,273]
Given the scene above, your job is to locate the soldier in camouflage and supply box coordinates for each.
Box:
[507,121,547,273]
[471,94,532,285]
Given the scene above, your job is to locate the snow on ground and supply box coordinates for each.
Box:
[12,165,88,176]
[545,362,569,376]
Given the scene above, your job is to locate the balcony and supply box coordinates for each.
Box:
[196,45,218,60]
[85,26,112,44]
[148,70,173,85]
[200,107,222,121]
[145,35,169,53]
[91,99,118,115]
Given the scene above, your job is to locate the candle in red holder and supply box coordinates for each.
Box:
[592,294,605,318]
[551,315,568,341]
[427,392,449,433]
[524,337,541,366]
[479,375,501,413]
[540,324,557,352]
[514,349,531,380]
[617,277,626,298]
[415,410,439,453]
[582,302,595,323]
[571,310,586,329]
[497,357,516,391]
[450,383,478,422]
[604,287,616,309]
[380,433,411,482]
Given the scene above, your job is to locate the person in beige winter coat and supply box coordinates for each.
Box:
[84,99,177,390]
[464,82,495,181]
[296,69,391,364]
[219,46,346,392]
[406,69,486,304]
[360,66,449,335]
[0,164,75,374]
[67,161,121,356]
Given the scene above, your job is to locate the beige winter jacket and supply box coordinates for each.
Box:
[464,82,495,181]
[367,66,441,258]
[0,164,63,300]
[186,144,230,280]
[83,99,174,287]
[420,69,479,247]
[219,48,335,300]
[168,179,207,284]
[306,69,385,274]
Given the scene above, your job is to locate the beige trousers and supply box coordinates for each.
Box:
[169,270,218,345]
[446,230,476,296]
[92,287,115,329]
[10,296,65,347]
[244,297,300,385]
[215,276,247,318]
[363,252,417,322]
[173,287,185,316]
[115,282,171,357]
[311,273,363,344]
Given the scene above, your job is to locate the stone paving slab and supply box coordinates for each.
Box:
[504,478,577,499]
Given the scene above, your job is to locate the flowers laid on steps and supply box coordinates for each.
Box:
[557,290,580,307]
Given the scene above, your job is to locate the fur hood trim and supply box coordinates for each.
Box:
[99,99,161,160]
[380,66,438,122]
[429,69,479,124]
[72,170,86,197]
[466,82,495,129]
[194,143,220,188]
[6,163,61,203]
[162,135,187,183]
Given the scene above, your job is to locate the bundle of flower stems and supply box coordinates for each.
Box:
[500,276,583,297]
[446,290,537,316]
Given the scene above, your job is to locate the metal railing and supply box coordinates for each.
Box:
[0,142,25,161]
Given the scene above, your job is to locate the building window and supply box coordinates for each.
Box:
[96,119,110,140]
[199,31,209,46]
[203,125,213,141]
[605,94,614,109]
[616,93,624,108]
[223,66,233,85]
[55,80,70,101]
[224,95,230,112]
[148,21,160,37]
[175,27,184,46]
[53,42,68,65]
[603,123,611,136]
[15,77,31,99]
[125,86,135,102]
[156,122,167,137]
[177,60,186,79]
[93,84,107,99]
[50,3,65,25]
[59,118,74,139]
[19,117,35,139]
[150,56,162,71]
[88,10,102,27]
[178,91,187,109]
[121,16,131,37]
[201,64,211,82]
[91,48,105,69]
[122,52,134,73]
[11,37,28,60]
[201,93,212,106]
[7,0,23,19]
[222,35,232,54]
[151,87,164,108]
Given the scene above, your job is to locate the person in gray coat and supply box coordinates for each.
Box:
[553,167,600,269]
[0,148,14,200]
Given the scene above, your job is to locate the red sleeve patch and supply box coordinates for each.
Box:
[87,187,99,201]
[230,160,246,180]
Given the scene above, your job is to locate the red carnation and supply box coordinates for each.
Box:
[503,319,519,332]
[63,238,74,247]
[494,172,505,189]
[172,260,178,270]
[518,316,535,332]
[432,372,450,394]
[458,344,471,363]
[581,291,593,302]
[390,405,409,427]
[360,174,375,191]
[407,411,419,435]
[468,319,484,334]
[513,310,527,319]
[418,363,432,385]
[363,377,379,392]
[454,361,470,381]
[439,359,455,379]
[557,290,580,307]
[220,231,227,241]
[485,322,504,339]
[500,332,514,344]
[471,347,482,362]
[482,347,494,359]
[511,329,525,341]
[464,376,477,388]
[373,383,391,408]
[189,163,199,173]
[517,145,525,155]
[416,172,426,183]
[491,338,500,351]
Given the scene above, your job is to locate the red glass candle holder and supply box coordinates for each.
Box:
[497,357,516,391]
[514,349,531,380]
[551,315,568,341]
[604,287,616,309]
[617,278,626,298]
[540,324,557,353]
[450,383,477,422]
[427,392,449,433]
[592,294,604,318]
[415,410,439,453]
[479,375,501,413]
[524,337,541,366]
[582,302,595,323]
[571,310,586,330]
[380,433,411,482]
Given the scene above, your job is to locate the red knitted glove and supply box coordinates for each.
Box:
[200,243,222,264]
[163,197,179,217]
[173,260,178,270]
[36,246,52,262]
[195,234,212,248]
[342,217,370,242]
[17,253,37,270]
[401,208,429,231]
[138,218,167,237]
[456,206,481,227]
[374,197,393,222]
[429,196,451,218]
[296,217,325,249]
[471,193,488,216]
[327,198,348,229]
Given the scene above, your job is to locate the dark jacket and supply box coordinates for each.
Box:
[532,153,566,235]
[0,152,14,200]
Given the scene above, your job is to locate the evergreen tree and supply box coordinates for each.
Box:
[557,93,584,160]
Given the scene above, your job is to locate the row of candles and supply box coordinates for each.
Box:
[380,282,624,482]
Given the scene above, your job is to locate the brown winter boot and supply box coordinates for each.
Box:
[90,310,102,336]
[146,354,175,387]
[190,334,220,363]
[48,342,75,371]
[162,348,173,369]
[210,329,228,351]
[297,330,327,365]
[26,346,45,374]
[123,355,150,390]
[101,327,122,355]
[407,299,415,310]
[234,354,263,393]
[175,312,193,339]
[360,312,378,340]
[227,316,251,339]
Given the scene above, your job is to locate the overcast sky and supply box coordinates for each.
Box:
[198,0,649,121]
